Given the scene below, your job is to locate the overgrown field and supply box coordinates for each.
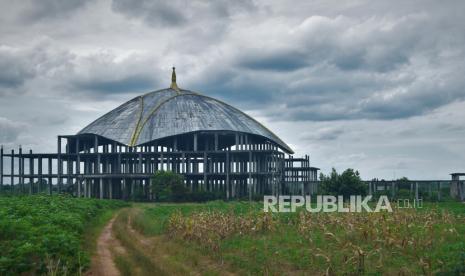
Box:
[131,201,465,275]
[0,195,128,275]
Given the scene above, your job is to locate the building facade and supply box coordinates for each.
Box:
[0,69,319,199]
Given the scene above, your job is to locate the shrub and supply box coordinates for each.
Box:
[319,168,366,197]
[0,195,127,274]
[151,171,185,201]
[151,171,225,202]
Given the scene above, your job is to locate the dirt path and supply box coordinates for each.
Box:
[88,207,237,275]
[87,214,125,276]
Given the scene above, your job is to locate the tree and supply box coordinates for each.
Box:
[151,171,186,201]
[396,176,410,190]
[319,168,366,197]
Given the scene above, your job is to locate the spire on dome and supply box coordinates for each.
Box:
[170,67,179,91]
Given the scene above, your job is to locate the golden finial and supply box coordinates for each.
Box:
[170,67,179,91]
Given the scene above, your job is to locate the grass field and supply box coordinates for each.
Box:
[0,194,128,275]
[123,201,465,275]
[1,196,464,275]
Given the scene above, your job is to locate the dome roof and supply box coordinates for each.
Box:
[78,87,293,153]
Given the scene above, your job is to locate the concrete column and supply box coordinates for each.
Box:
[391,182,395,198]
[38,157,42,193]
[76,137,81,197]
[226,150,230,200]
[203,152,207,191]
[11,149,14,191]
[48,158,52,195]
[0,146,3,192]
[429,182,432,198]
[437,181,441,201]
[19,147,23,193]
[29,150,33,195]
[193,133,198,151]
[248,151,252,201]
[57,137,62,193]
[109,179,113,199]
[214,133,218,151]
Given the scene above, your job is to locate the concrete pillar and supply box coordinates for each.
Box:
[437,181,441,201]
[214,133,218,151]
[19,147,23,193]
[0,146,3,192]
[203,152,207,191]
[76,137,80,197]
[109,179,113,199]
[29,150,33,195]
[11,149,14,190]
[38,157,42,193]
[57,136,63,193]
[248,151,252,201]
[48,158,52,195]
[193,133,198,152]
[100,178,103,199]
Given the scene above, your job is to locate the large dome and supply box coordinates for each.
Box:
[79,87,293,153]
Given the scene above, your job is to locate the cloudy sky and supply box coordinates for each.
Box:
[1,0,464,180]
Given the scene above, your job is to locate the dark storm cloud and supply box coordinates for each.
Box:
[225,9,465,122]
[0,117,24,143]
[111,0,256,27]
[1,0,465,180]
[15,0,91,23]
[301,127,345,141]
[73,74,155,94]
[0,41,161,97]
[0,47,36,89]
[237,49,308,72]
[111,0,186,27]
[65,52,162,96]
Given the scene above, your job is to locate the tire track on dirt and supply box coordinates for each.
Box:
[87,213,126,276]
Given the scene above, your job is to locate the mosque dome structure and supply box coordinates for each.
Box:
[79,69,293,153]
[0,68,319,201]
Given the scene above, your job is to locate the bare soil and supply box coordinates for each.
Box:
[87,214,125,276]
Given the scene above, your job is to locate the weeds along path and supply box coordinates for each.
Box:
[87,211,126,276]
[109,206,237,276]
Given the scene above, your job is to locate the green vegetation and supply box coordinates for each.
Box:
[151,171,222,202]
[319,168,366,197]
[125,201,465,275]
[151,170,187,202]
[0,194,128,275]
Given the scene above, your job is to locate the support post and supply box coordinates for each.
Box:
[248,150,252,201]
[193,133,198,152]
[0,145,3,192]
[214,133,218,151]
[226,150,230,200]
[76,137,80,197]
[203,152,207,191]
[48,158,52,195]
[38,157,42,193]
[19,147,23,193]
[391,182,395,198]
[11,149,14,191]
[437,181,441,201]
[57,136,62,193]
[29,149,33,195]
